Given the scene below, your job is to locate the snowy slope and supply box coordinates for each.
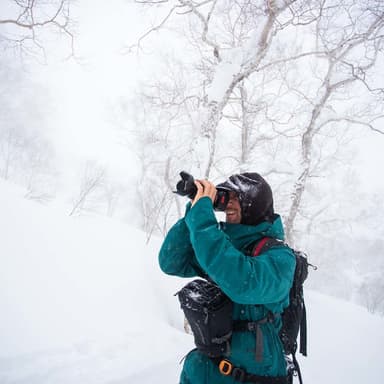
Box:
[0,180,383,383]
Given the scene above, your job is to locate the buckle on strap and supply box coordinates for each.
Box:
[216,358,288,384]
[218,359,233,376]
[219,360,246,382]
[232,367,246,382]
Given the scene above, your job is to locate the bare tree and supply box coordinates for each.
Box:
[0,0,74,61]
[132,0,321,235]
[103,183,123,218]
[69,162,106,216]
[130,56,202,237]
[132,0,384,247]
[22,135,58,202]
[0,125,21,180]
[284,0,384,244]
[358,273,384,314]
[0,60,59,201]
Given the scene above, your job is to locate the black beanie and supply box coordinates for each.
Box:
[216,172,274,225]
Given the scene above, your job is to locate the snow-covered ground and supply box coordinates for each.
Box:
[0,179,383,383]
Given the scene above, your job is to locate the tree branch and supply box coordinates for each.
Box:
[0,0,74,60]
[317,116,384,135]
[178,0,221,60]
[125,5,179,52]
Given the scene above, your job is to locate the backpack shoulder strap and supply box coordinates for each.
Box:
[251,237,285,257]
[251,237,269,256]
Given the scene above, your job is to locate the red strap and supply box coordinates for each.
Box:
[252,237,269,257]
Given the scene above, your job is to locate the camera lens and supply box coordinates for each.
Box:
[175,172,197,199]
[214,189,229,211]
[174,172,230,211]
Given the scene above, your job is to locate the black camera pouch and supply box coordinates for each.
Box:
[176,279,233,357]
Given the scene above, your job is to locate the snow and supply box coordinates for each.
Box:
[0,179,383,383]
[206,60,241,102]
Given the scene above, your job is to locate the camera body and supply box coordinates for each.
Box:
[174,171,230,211]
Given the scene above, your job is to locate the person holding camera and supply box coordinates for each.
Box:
[159,172,296,384]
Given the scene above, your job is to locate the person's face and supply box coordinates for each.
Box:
[225,191,242,224]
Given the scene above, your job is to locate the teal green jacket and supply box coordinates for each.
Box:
[159,197,296,384]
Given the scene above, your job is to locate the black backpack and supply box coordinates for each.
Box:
[176,238,313,384]
[176,279,233,358]
[248,237,314,384]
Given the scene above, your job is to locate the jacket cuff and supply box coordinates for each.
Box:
[185,197,217,232]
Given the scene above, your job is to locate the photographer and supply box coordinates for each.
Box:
[159,172,296,384]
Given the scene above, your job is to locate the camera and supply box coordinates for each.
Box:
[173,171,230,211]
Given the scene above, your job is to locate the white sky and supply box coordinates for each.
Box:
[349,132,384,192]
[28,0,149,178]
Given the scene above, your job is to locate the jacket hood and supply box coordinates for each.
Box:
[217,172,274,225]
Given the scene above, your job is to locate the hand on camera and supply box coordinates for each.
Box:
[191,180,217,207]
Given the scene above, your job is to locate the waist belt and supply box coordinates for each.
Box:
[211,357,287,384]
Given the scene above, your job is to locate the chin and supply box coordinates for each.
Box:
[226,216,240,224]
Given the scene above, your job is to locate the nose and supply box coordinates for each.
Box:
[226,195,237,208]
